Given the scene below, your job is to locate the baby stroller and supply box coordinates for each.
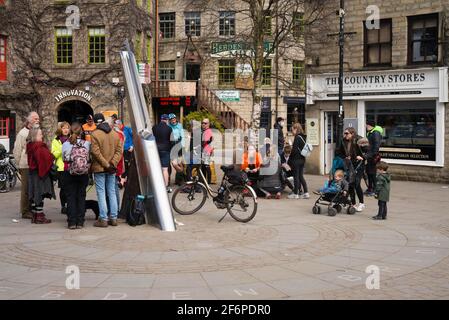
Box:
[311,157,357,216]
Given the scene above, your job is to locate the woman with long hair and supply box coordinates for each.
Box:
[26,127,55,224]
[51,121,71,214]
[288,123,309,199]
[62,122,91,229]
[335,127,367,212]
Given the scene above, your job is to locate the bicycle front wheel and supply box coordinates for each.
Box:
[171,183,208,215]
[225,185,258,223]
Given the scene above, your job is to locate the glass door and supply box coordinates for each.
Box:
[324,112,338,174]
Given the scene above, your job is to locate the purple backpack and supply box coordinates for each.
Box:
[69,142,90,175]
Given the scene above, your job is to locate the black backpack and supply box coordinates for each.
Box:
[127,196,146,227]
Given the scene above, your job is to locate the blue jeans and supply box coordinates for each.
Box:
[94,173,118,221]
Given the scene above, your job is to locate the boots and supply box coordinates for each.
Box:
[32,212,51,224]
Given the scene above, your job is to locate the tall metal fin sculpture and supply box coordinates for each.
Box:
[120,43,176,232]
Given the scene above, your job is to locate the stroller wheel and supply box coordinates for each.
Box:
[334,204,342,213]
[328,207,337,217]
[312,205,321,215]
[347,206,356,215]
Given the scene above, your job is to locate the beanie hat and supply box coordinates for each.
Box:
[93,113,105,124]
[366,119,376,127]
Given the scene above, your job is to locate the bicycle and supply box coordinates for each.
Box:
[171,164,258,223]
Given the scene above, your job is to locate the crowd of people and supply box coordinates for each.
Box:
[10,110,391,228]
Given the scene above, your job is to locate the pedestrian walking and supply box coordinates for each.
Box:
[336,127,366,212]
[287,123,309,199]
[90,114,123,227]
[13,111,40,219]
[372,161,391,220]
[365,120,383,197]
[62,122,91,229]
[51,121,71,215]
[26,127,55,224]
[152,114,173,192]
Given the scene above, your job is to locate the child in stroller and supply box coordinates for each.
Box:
[312,166,356,216]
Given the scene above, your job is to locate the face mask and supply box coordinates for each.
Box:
[280,121,285,126]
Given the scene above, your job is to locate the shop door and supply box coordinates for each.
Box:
[186,63,200,81]
[324,112,338,174]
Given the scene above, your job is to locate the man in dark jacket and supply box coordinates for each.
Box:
[365,120,383,196]
[273,117,285,156]
[152,114,173,192]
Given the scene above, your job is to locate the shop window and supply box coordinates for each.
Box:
[0,116,9,137]
[159,61,175,81]
[218,59,235,86]
[88,27,106,64]
[219,11,235,36]
[55,27,73,65]
[408,13,438,64]
[185,12,201,37]
[366,100,436,161]
[160,12,175,39]
[286,102,305,133]
[0,36,6,81]
[364,19,392,66]
[262,59,271,86]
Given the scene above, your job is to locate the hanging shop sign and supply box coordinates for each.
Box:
[168,82,197,97]
[216,90,240,102]
[235,63,254,90]
[138,63,151,84]
[54,89,92,103]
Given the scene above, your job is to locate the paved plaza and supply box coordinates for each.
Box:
[1,174,449,300]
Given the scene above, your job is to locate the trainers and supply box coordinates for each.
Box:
[355,203,366,212]
[301,193,310,199]
[108,219,118,227]
[94,219,108,228]
[68,225,76,230]
[21,212,33,219]
[167,187,173,193]
[372,215,383,220]
[76,224,84,229]
[365,192,376,197]
[287,193,300,199]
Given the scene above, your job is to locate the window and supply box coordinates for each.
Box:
[0,116,8,137]
[292,12,304,38]
[135,31,142,62]
[262,59,271,86]
[160,12,175,39]
[219,11,235,36]
[408,13,438,64]
[366,100,436,161]
[88,27,105,64]
[264,11,272,36]
[55,27,73,64]
[146,35,151,62]
[0,36,6,81]
[292,60,305,87]
[218,60,235,86]
[159,61,175,80]
[185,12,201,37]
[364,19,391,66]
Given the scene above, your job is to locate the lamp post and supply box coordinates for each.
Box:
[117,86,126,121]
[337,0,345,149]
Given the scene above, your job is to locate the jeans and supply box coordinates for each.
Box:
[115,176,121,211]
[94,173,118,221]
[64,172,88,226]
[378,200,387,218]
[292,161,308,195]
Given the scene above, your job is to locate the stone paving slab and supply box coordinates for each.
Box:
[0,174,449,299]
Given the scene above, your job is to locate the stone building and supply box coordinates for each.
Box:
[0,0,153,150]
[306,0,449,182]
[153,0,307,133]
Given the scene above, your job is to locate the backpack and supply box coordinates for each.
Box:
[226,170,249,186]
[69,141,90,175]
[127,195,146,226]
[298,135,313,158]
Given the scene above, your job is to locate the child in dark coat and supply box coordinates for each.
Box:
[373,161,391,220]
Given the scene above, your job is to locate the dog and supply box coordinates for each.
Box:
[85,200,99,220]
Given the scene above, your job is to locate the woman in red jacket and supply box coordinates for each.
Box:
[26,127,55,224]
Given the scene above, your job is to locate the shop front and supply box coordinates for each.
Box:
[307,67,448,181]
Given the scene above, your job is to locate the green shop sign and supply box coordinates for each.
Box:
[211,42,273,55]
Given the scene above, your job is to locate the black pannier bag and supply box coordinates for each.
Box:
[226,170,249,186]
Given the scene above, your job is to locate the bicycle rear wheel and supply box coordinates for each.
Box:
[225,185,257,223]
[171,183,207,215]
